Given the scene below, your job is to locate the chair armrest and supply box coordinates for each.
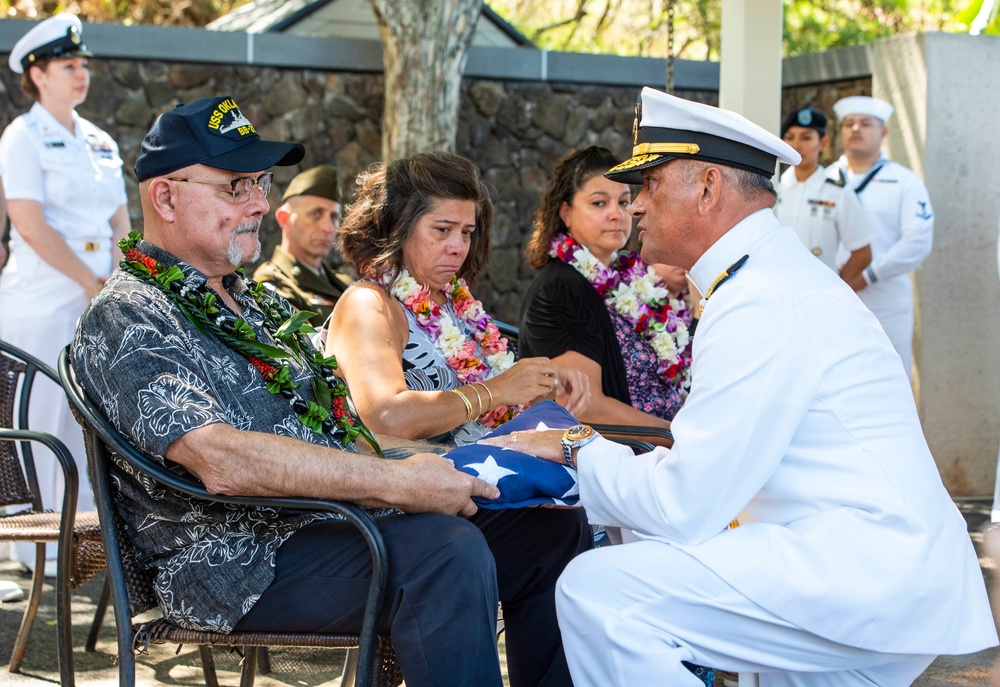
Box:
[591,423,673,449]
[0,428,83,594]
[604,436,655,454]
[494,320,520,360]
[0,428,80,518]
[494,320,520,341]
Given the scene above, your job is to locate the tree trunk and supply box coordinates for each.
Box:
[371,0,481,161]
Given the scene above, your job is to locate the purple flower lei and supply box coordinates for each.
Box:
[550,233,693,394]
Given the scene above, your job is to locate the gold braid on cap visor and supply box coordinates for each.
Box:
[606,143,702,176]
[632,142,701,156]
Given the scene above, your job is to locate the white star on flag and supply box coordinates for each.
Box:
[466,454,517,486]
[444,400,583,509]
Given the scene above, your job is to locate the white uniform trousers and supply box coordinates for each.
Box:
[857,274,914,380]
[555,541,935,687]
[0,250,95,566]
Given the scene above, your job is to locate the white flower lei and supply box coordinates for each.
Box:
[550,234,693,394]
[370,266,521,427]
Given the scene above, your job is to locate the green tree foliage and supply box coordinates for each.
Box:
[489,0,992,58]
[956,0,1000,34]
[783,0,973,54]
[0,0,249,26]
[489,0,721,59]
[4,0,996,50]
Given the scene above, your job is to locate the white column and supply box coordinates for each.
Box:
[719,0,784,135]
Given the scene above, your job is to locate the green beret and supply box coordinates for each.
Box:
[281,165,339,203]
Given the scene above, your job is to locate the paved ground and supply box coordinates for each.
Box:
[0,498,996,686]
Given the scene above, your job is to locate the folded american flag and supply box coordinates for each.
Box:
[445,401,581,509]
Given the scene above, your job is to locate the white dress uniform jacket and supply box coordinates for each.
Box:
[576,209,995,656]
[776,164,875,272]
[0,102,127,563]
[831,154,933,376]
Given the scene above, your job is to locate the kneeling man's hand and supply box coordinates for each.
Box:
[478,430,565,463]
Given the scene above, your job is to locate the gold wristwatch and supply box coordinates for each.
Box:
[561,424,596,469]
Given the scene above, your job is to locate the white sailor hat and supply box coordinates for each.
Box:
[832,96,894,124]
[8,14,93,75]
[606,87,801,184]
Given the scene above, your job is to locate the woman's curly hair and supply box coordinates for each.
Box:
[524,146,622,270]
[339,151,494,286]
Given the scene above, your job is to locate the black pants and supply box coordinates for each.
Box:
[235,507,592,687]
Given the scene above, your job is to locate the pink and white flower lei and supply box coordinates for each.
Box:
[550,233,693,394]
[368,266,523,428]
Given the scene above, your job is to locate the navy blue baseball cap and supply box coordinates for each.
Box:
[134,96,304,182]
[781,107,828,138]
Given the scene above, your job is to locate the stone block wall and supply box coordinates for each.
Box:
[458,80,715,322]
[0,56,714,325]
[0,50,862,327]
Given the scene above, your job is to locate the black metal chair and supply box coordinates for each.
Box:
[58,348,401,687]
[0,340,106,687]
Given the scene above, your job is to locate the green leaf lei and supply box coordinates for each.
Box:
[118,230,381,456]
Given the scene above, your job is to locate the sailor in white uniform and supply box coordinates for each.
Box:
[830,96,933,380]
[484,87,997,687]
[776,107,875,285]
[0,14,130,571]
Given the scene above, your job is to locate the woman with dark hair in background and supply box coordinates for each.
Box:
[520,145,712,686]
[520,146,694,433]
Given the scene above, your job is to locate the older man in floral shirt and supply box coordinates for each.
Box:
[71,96,590,687]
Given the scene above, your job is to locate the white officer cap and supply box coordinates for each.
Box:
[832,96,894,124]
[8,14,93,75]
[606,87,801,184]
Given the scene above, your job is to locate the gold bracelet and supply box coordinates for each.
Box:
[450,388,474,423]
[474,382,494,413]
[466,384,484,418]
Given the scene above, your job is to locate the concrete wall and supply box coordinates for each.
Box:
[781,34,1000,496]
[873,33,1000,495]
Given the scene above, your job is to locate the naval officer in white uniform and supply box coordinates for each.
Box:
[830,95,933,380]
[776,107,875,285]
[484,87,996,687]
[0,14,130,571]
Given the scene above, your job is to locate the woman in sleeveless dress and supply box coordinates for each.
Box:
[328,152,590,446]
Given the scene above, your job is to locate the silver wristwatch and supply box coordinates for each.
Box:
[561,424,596,469]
